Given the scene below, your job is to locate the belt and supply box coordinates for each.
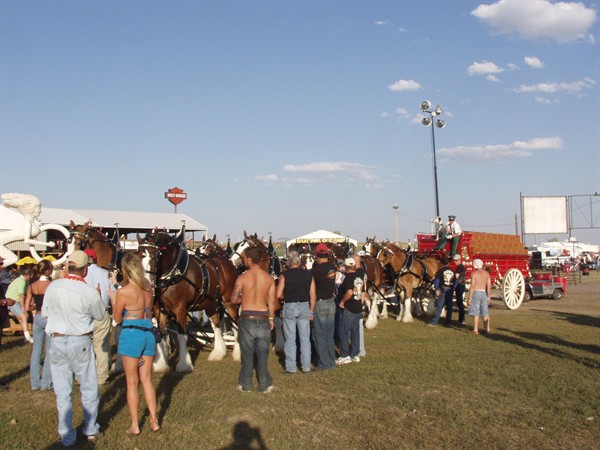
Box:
[241,315,269,320]
[52,332,92,337]
[284,300,308,303]
[317,298,333,301]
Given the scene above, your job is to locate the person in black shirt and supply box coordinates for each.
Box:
[276,252,316,374]
[336,258,365,365]
[310,244,337,370]
[452,254,467,324]
[429,257,456,327]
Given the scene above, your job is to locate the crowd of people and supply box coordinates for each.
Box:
[0,250,160,446]
[0,233,493,445]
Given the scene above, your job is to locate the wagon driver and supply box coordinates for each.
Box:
[435,215,462,257]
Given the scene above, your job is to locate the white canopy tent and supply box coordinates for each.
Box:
[286,230,358,249]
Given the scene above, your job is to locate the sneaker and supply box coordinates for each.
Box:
[351,356,360,363]
[86,432,104,441]
[261,386,274,394]
[25,336,34,344]
[236,385,251,393]
[336,356,351,365]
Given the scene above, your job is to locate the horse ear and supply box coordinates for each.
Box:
[212,234,217,241]
[69,220,75,229]
[244,230,248,238]
[137,233,143,244]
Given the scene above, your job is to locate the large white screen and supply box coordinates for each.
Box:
[523,196,568,234]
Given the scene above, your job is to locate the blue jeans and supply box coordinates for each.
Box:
[283,302,311,372]
[49,334,100,446]
[431,288,454,326]
[313,299,336,370]
[238,318,273,392]
[30,314,52,390]
[338,309,361,358]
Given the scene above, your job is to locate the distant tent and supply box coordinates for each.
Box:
[286,230,358,249]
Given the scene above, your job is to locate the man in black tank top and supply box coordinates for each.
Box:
[276,251,316,374]
[311,243,337,370]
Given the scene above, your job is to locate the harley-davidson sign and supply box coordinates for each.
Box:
[165,187,187,206]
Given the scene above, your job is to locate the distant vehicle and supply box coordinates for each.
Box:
[525,273,566,301]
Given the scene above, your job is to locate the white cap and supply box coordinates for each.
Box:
[344,257,356,267]
[473,259,483,269]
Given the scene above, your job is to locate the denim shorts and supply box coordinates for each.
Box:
[118,319,156,358]
[469,291,489,317]
[8,300,23,316]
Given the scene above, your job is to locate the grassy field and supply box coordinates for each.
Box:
[1,272,599,449]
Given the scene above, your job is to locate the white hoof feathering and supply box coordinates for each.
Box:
[153,340,171,372]
[175,333,193,373]
[401,298,414,323]
[207,324,227,361]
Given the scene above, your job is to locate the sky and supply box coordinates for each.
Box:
[1,0,599,247]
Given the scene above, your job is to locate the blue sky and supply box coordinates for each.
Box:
[1,0,599,246]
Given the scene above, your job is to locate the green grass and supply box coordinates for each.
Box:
[1,274,599,449]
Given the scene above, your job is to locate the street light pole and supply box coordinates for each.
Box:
[420,101,446,220]
[393,204,399,243]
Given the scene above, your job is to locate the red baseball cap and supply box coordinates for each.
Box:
[315,243,329,255]
[83,249,97,262]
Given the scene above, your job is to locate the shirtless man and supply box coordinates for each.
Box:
[232,247,277,393]
[467,259,491,334]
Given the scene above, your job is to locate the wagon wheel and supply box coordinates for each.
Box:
[501,268,525,310]
[29,224,73,266]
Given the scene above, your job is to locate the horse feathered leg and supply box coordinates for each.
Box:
[153,336,172,372]
[364,290,379,330]
[402,297,415,323]
[232,327,241,362]
[174,332,193,372]
[207,315,227,361]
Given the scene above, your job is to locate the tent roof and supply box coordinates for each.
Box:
[286,229,358,248]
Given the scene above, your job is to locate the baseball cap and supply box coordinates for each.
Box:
[448,215,456,220]
[68,250,89,269]
[84,248,97,263]
[473,259,483,269]
[315,243,329,255]
[344,257,356,267]
[452,254,461,261]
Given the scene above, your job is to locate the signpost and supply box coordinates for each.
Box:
[165,187,187,213]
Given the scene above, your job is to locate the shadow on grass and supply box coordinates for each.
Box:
[490,328,600,369]
[532,309,600,329]
[219,420,268,450]
[0,364,29,385]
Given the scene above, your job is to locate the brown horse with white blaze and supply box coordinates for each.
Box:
[69,220,119,269]
[137,228,239,372]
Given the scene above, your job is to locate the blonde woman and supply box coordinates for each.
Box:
[110,253,160,435]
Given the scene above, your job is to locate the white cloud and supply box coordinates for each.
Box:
[524,56,545,68]
[395,107,410,118]
[398,27,407,33]
[487,74,501,82]
[534,96,559,104]
[439,136,563,162]
[255,174,278,182]
[468,60,504,76]
[472,0,597,43]
[374,20,389,26]
[284,162,379,181]
[511,77,596,94]
[388,79,421,91]
[380,111,391,118]
[507,63,520,70]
